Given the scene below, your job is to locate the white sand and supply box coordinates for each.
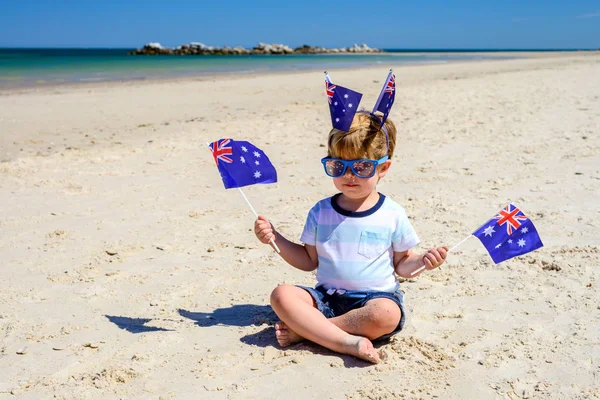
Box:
[0,53,599,399]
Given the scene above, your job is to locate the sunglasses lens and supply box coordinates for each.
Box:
[352,161,376,177]
[325,160,345,177]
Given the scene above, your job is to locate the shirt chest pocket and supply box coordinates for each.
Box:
[358,231,390,259]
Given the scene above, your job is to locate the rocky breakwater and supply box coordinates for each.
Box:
[130,42,382,55]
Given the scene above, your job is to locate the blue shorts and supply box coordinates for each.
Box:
[297,285,406,341]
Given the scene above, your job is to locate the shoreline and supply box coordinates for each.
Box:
[1,50,597,93]
[1,52,599,163]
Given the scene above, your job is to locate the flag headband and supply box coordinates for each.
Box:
[325,70,396,155]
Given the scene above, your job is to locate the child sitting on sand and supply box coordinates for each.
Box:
[254,76,448,363]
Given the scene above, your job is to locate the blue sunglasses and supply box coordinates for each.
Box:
[321,155,389,178]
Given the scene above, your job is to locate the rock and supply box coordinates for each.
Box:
[253,42,294,54]
[130,42,383,56]
[16,347,28,355]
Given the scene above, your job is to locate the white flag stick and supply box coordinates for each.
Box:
[206,142,280,253]
[410,234,472,276]
[237,188,280,253]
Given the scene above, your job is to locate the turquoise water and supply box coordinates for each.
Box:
[0,48,523,88]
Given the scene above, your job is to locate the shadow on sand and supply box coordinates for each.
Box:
[104,304,276,334]
[104,315,174,333]
[106,308,376,367]
[177,304,277,327]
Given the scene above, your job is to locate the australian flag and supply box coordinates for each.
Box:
[326,73,362,132]
[372,70,395,125]
[208,138,277,189]
[473,203,543,264]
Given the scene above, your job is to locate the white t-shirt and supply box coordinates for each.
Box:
[300,193,420,292]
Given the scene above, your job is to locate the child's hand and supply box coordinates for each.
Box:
[422,246,449,270]
[254,215,276,245]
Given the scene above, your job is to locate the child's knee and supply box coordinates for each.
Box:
[270,284,295,306]
[377,315,400,334]
[366,300,401,332]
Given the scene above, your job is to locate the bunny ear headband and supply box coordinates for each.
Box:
[325,69,396,153]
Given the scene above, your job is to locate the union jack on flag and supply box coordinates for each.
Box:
[325,75,336,105]
[384,75,395,97]
[207,138,277,189]
[493,204,529,235]
[473,203,543,264]
[209,138,233,165]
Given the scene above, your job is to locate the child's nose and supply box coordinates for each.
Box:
[343,167,355,178]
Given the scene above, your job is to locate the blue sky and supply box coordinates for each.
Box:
[1,0,598,49]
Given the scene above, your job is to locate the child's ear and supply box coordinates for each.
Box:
[378,160,392,177]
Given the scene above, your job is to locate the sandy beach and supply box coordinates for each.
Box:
[0,53,599,399]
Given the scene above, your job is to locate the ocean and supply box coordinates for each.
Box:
[0,48,574,89]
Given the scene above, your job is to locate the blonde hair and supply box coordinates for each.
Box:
[327,112,397,160]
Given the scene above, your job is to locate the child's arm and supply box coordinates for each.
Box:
[254,216,318,272]
[394,247,448,278]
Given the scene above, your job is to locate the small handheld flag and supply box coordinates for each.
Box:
[208,138,277,189]
[325,72,363,132]
[472,203,543,264]
[372,69,396,125]
[410,203,544,276]
[207,138,280,253]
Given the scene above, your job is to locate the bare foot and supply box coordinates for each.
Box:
[274,321,304,347]
[345,336,381,364]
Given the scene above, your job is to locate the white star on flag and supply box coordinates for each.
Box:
[508,239,513,244]
[483,226,495,236]
[344,94,348,99]
[334,101,338,106]
[521,227,529,234]
[518,238,526,247]
[240,156,246,163]
[253,151,261,158]
[348,103,353,108]
[254,171,261,179]
[335,118,340,122]
[241,146,248,152]
[255,160,260,165]
[495,243,502,249]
